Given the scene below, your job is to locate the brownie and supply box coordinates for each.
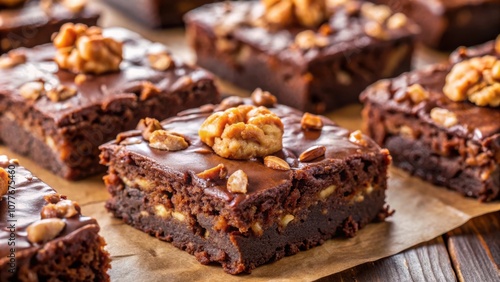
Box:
[361,39,500,201]
[100,94,392,274]
[103,0,229,28]
[0,26,219,180]
[185,1,417,113]
[0,0,100,53]
[372,0,500,50]
[0,155,110,281]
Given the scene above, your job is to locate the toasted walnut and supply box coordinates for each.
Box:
[19,81,44,100]
[301,112,323,130]
[137,118,163,141]
[227,170,248,194]
[53,23,123,75]
[149,130,189,151]
[197,164,228,180]
[0,0,26,7]
[46,85,77,102]
[263,0,326,28]
[299,145,326,162]
[349,130,368,146]
[294,30,329,49]
[280,214,295,227]
[387,13,408,30]
[443,56,500,107]
[264,156,291,171]
[361,3,392,24]
[0,51,26,69]
[251,88,277,107]
[27,218,66,244]
[364,21,387,40]
[430,108,458,128]
[41,199,81,219]
[139,81,161,101]
[148,51,175,71]
[251,222,263,236]
[0,168,8,198]
[199,105,284,159]
[407,84,429,103]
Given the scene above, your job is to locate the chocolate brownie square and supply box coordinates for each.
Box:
[100,92,392,274]
[185,1,417,113]
[372,0,500,50]
[0,0,100,53]
[0,24,219,180]
[0,155,110,281]
[361,37,500,201]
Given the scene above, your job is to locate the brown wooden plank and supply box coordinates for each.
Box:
[317,237,456,282]
[446,211,500,282]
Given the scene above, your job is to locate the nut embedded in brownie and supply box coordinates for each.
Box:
[184,0,418,113]
[0,24,219,180]
[0,156,110,281]
[100,92,392,274]
[0,0,100,54]
[361,37,500,201]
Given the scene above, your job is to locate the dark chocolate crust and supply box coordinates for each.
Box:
[0,160,110,281]
[184,1,416,113]
[103,0,225,28]
[100,98,391,274]
[373,0,500,50]
[361,42,500,201]
[0,28,220,180]
[0,1,100,53]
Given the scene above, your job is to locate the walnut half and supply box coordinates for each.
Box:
[53,23,123,75]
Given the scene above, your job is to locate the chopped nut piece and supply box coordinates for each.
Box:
[53,23,123,74]
[41,199,81,219]
[263,0,326,28]
[294,0,327,28]
[172,211,186,222]
[349,130,368,146]
[407,84,429,103]
[199,105,284,159]
[251,222,263,236]
[443,56,500,107]
[0,51,26,69]
[148,51,175,71]
[318,23,334,36]
[301,112,323,130]
[46,85,77,102]
[336,70,352,85]
[361,3,392,24]
[26,218,66,244]
[154,204,170,218]
[19,81,44,100]
[325,0,348,9]
[215,96,245,111]
[197,164,228,180]
[227,170,248,194]
[61,0,87,12]
[319,185,336,199]
[430,108,458,128]
[44,194,65,204]
[0,168,8,198]
[294,30,329,49]
[139,81,161,101]
[251,88,277,107]
[364,21,387,40]
[264,156,291,171]
[137,118,162,141]
[299,145,326,162]
[263,0,294,28]
[280,214,295,227]
[149,130,189,151]
[387,13,408,30]
[74,74,87,85]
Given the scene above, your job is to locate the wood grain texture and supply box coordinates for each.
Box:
[446,211,500,282]
[318,237,456,282]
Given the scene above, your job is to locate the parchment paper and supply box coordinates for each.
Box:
[1,1,499,281]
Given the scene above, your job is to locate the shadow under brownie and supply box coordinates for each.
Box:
[0,25,219,180]
[100,94,392,274]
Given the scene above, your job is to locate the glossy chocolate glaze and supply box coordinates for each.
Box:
[184,1,418,67]
[0,160,96,262]
[0,1,98,30]
[0,27,214,127]
[101,98,383,205]
[361,43,500,142]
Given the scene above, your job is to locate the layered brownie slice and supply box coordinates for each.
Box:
[361,38,500,201]
[185,0,418,113]
[0,23,219,180]
[371,0,500,50]
[0,155,110,281]
[100,91,392,274]
[0,0,100,53]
